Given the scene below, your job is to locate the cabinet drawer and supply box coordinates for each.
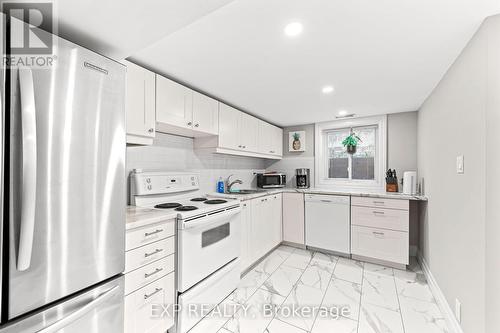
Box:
[125,237,175,273]
[351,197,409,211]
[126,222,175,251]
[125,272,175,333]
[125,255,174,295]
[351,206,409,232]
[351,225,409,265]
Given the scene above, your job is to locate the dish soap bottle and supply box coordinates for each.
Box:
[217,177,225,193]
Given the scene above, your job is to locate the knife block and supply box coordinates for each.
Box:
[386,183,398,192]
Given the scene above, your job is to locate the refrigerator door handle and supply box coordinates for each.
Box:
[17,68,37,271]
[37,285,120,333]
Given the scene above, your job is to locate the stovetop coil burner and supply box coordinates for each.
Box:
[155,202,182,209]
[175,206,199,211]
[190,197,207,202]
[204,199,228,205]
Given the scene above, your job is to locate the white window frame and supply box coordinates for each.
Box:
[314,115,387,191]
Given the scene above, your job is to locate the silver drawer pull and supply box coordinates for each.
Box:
[372,231,385,236]
[321,199,332,203]
[373,211,385,215]
[144,288,163,300]
[373,201,385,205]
[144,229,163,237]
[144,248,163,258]
[144,268,163,279]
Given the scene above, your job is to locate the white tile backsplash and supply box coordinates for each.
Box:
[126,132,267,195]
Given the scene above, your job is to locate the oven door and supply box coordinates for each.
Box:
[177,207,241,292]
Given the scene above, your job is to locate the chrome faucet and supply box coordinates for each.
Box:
[226,174,243,193]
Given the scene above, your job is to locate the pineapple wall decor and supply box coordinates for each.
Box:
[289,131,306,152]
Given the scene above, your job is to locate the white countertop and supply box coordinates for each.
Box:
[209,188,428,202]
[126,206,177,230]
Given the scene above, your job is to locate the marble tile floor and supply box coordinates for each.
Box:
[188,246,449,333]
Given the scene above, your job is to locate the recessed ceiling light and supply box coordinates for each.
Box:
[338,110,348,116]
[322,86,335,94]
[284,22,303,37]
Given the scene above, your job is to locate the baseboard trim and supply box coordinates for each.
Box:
[417,251,464,333]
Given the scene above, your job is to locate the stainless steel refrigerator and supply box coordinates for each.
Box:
[0,16,126,332]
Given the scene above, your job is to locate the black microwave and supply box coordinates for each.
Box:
[257,173,286,188]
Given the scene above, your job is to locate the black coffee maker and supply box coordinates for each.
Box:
[295,168,310,189]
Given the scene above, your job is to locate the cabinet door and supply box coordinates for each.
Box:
[240,201,252,272]
[156,75,193,130]
[124,61,156,143]
[282,193,305,245]
[272,126,283,156]
[124,273,175,333]
[257,120,273,154]
[218,103,241,150]
[239,113,259,152]
[258,121,283,156]
[192,91,219,135]
[250,197,268,262]
[270,194,282,248]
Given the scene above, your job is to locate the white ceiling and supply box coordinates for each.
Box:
[52,0,500,127]
[129,0,500,126]
[55,0,234,59]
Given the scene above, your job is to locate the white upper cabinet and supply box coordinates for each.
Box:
[239,112,259,152]
[156,75,219,137]
[218,103,241,150]
[258,120,283,156]
[156,75,193,135]
[218,103,258,152]
[124,61,156,145]
[192,91,219,135]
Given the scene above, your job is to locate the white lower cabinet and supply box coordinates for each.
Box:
[241,194,282,272]
[351,225,409,265]
[351,198,410,268]
[282,193,305,245]
[124,220,176,333]
[125,273,175,333]
[239,201,252,271]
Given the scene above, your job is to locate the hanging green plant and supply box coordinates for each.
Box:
[342,132,362,154]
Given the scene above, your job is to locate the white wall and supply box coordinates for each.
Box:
[485,16,500,333]
[418,14,500,333]
[126,132,266,195]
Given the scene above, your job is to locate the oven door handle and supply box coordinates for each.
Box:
[180,207,241,230]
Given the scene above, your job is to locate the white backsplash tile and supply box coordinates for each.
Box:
[126,132,267,197]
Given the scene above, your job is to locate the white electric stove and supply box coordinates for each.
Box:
[130,170,242,333]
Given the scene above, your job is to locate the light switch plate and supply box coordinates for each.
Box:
[456,155,464,174]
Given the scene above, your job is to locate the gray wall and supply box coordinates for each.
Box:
[387,111,418,178]
[266,112,418,189]
[418,15,500,333]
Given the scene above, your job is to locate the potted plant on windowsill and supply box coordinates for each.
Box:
[342,132,362,154]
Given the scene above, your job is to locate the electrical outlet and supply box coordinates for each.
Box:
[455,299,461,323]
[456,155,464,174]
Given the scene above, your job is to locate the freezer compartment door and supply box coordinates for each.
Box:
[0,276,124,333]
[7,18,126,319]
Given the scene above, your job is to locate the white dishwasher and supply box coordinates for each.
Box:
[305,194,350,255]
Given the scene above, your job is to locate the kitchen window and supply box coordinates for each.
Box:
[315,115,387,190]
